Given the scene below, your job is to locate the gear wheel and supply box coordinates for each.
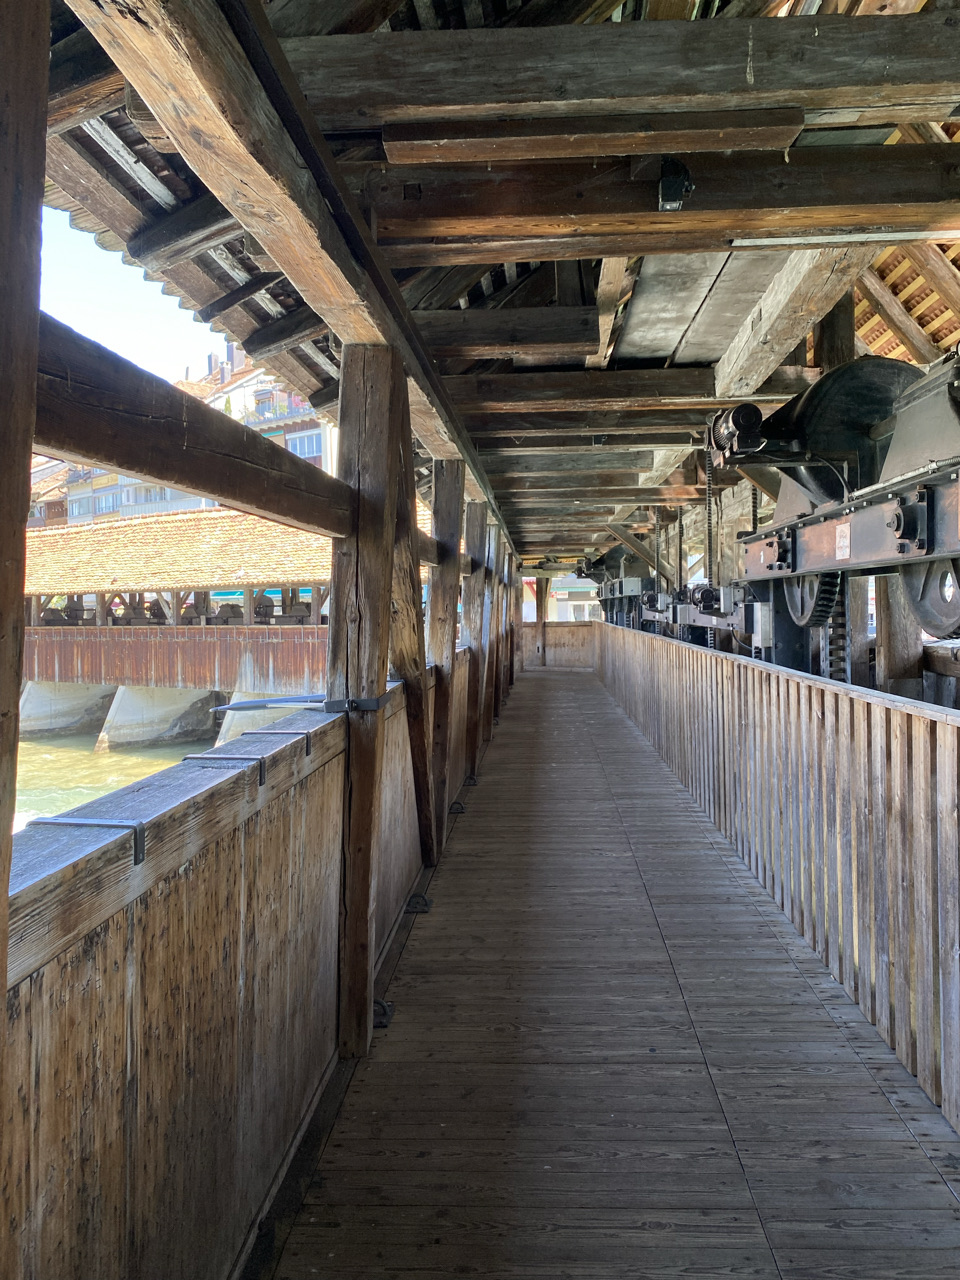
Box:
[782,572,842,628]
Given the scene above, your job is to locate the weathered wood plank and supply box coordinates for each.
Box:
[34,314,354,539]
[415,307,599,360]
[0,0,48,1209]
[461,501,488,781]
[328,344,404,1057]
[427,460,465,853]
[857,266,942,365]
[381,108,805,164]
[288,16,960,132]
[389,393,437,869]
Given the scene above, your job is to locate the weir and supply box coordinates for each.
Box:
[6,5,960,1279]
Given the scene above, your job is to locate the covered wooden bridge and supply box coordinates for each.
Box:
[4,0,960,1277]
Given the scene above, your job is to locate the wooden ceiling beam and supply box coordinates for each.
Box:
[448,366,817,414]
[351,148,960,263]
[47,28,125,135]
[381,109,805,165]
[286,15,960,133]
[901,242,960,321]
[856,266,943,365]
[64,0,505,526]
[715,246,876,398]
[480,451,656,476]
[414,307,599,360]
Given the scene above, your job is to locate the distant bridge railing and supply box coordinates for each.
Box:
[23,624,328,694]
[598,622,960,1135]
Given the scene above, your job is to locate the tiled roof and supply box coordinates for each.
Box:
[25,503,432,595]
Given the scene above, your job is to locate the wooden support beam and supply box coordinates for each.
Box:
[901,241,960,321]
[479,450,655,476]
[67,0,505,523]
[606,522,675,586]
[48,26,125,135]
[196,271,285,325]
[449,367,817,415]
[535,577,549,667]
[355,148,960,264]
[813,289,857,372]
[328,344,403,1059]
[586,256,631,370]
[715,247,876,398]
[126,193,243,274]
[426,459,465,853]
[857,266,943,365]
[461,501,487,780]
[242,304,329,363]
[354,148,960,254]
[481,526,502,745]
[34,314,354,539]
[876,573,924,698]
[381,108,805,165]
[1,0,48,1178]
[388,391,436,868]
[287,16,960,133]
[266,0,405,36]
[414,307,599,360]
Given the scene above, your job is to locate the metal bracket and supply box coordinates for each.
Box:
[405,893,433,914]
[449,800,466,814]
[373,998,394,1028]
[27,817,146,865]
[240,728,312,757]
[215,693,327,714]
[321,690,395,714]
[182,753,266,785]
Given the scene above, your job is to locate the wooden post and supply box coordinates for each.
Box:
[536,577,549,666]
[505,555,517,689]
[514,573,524,677]
[848,575,872,689]
[0,0,48,1209]
[426,459,465,852]
[328,344,403,1058]
[814,289,856,371]
[876,574,924,699]
[242,587,256,625]
[388,394,437,868]
[482,526,503,743]
[461,501,488,780]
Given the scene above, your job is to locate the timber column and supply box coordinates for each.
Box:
[427,460,465,853]
[0,0,48,1181]
[461,502,488,781]
[328,345,403,1058]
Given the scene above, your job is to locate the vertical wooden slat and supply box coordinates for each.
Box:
[824,689,841,981]
[937,720,960,1129]
[890,708,917,1071]
[328,344,404,1058]
[461,502,487,780]
[811,686,826,958]
[0,0,49,1185]
[482,530,504,742]
[837,695,856,1000]
[872,702,893,1045]
[854,698,875,1021]
[800,685,816,949]
[426,459,465,853]
[912,715,940,1102]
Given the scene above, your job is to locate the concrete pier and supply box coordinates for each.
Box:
[19,681,118,737]
[95,686,220,751]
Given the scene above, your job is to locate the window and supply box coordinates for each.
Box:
[94,491,121,514]
[68,497,92,517]
[287,430,323,461]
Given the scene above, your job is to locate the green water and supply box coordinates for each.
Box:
[14,734,217,834]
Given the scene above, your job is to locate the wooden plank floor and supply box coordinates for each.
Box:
[274,669,960,1279]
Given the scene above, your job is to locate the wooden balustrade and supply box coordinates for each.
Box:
[2,653,473,1279]
[598,623,960,1132]
[520,620,597,669]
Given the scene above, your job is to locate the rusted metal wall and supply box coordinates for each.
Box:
[23,626,328,694]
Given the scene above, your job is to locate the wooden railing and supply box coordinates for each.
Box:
[597,623,960,1134]
[2,652,471,1280]
[520,620,597,669]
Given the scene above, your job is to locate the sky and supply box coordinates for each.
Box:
[40,206,228,384]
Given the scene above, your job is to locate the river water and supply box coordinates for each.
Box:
[14,734,216,834]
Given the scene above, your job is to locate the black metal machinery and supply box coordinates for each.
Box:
[582,351,960,674]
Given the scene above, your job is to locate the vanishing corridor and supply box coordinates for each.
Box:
[275,670,960,1279]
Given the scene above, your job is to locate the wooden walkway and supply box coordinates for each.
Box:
[274,669,960,1279]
